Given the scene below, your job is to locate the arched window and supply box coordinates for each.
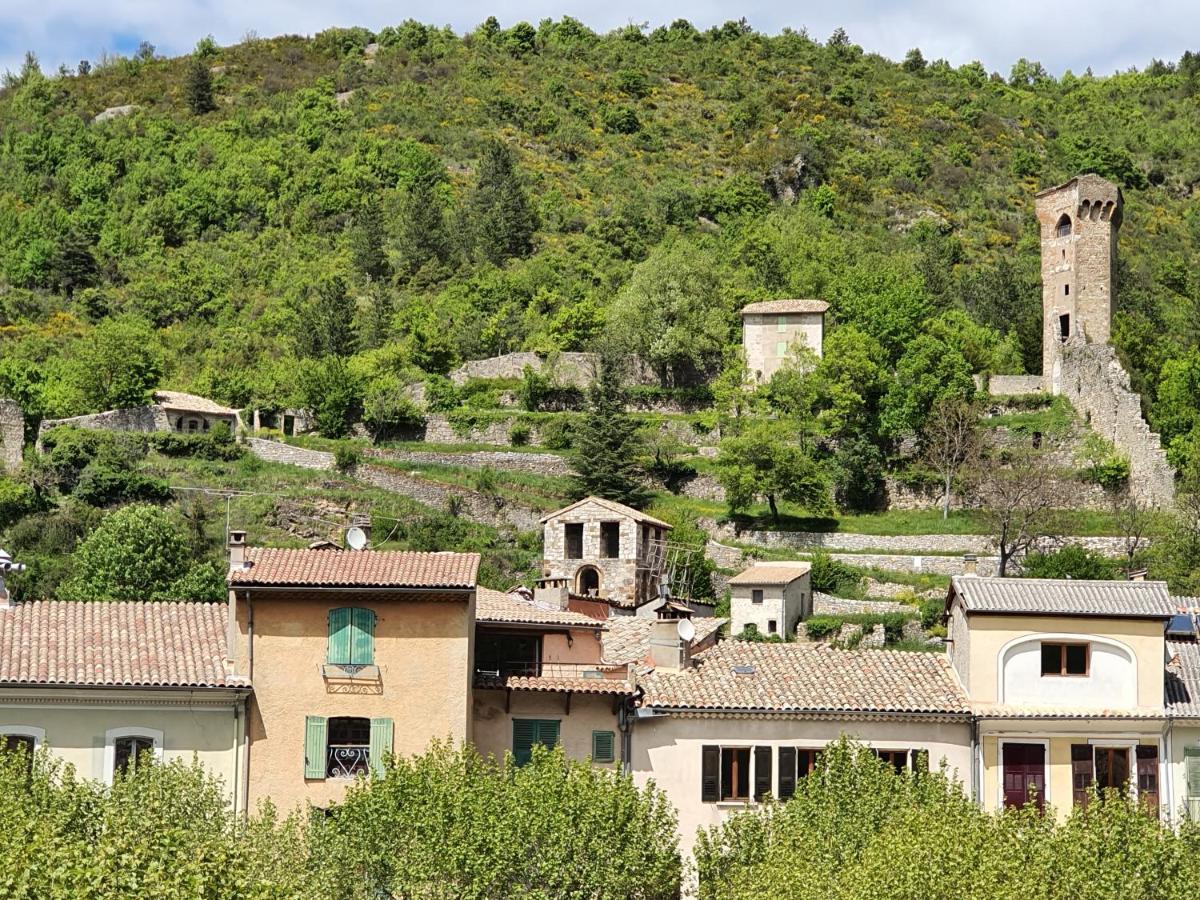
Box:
[576,566,601,597]
[1055,214,1072,238]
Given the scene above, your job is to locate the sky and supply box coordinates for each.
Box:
[0,1,1195,81]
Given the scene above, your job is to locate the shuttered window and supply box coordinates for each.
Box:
[701,745,720,802]
[753,746,773,801]
[304,716,327,780]
[1186,747,1200,820]
[778,747,797,800]
[1071,744,1094,807]
[512,719,560,766]
[368,718,393,777]
[328,608,376,666]
[591,730,615,764]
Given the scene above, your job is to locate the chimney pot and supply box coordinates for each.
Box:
[228,531,248,570]
[1128,568,1148,582]
[963,554,978,577]
[649,618,691,672]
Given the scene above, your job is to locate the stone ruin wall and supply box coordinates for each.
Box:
[36,406,168,449]
[449,351,658,388]
[0,399,24,474]
[1056,337,1175,507]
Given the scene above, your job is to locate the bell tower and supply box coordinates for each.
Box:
[1036,174,1122,391]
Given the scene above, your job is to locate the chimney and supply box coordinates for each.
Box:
[649,619,692,672]
[349,513,371,548]
[1128,568,1148,582]
[0,548,25,609]
[228,530,248,571]
[534,577,570,610]
[962,554,978,577]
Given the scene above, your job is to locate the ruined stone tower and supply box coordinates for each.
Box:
[1036,173,1122,390]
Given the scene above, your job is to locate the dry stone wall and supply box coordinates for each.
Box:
[1056,338,1175,507]
[245,438,333,470]
[36,406,167,447]
[362,447,571,477]
[985,374,1045,396]
[450,351,658,388]
[0,399,24,473]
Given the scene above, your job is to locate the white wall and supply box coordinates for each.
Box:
[730,575,810,638]
[999,634,1136,708]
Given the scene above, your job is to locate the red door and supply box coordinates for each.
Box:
[1002,743,1046,810]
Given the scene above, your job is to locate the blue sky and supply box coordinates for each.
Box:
[1,1,1195,80]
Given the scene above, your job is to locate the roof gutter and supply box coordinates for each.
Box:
[228,584,475,594]
[638,705,972,721]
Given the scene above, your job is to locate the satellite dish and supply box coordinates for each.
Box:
[677,618,696,643]
[345,526,368,551]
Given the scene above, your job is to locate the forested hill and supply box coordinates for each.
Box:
[1,20,1199,461]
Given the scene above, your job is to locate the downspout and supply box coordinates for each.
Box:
[1163,722,1174,827]
[970,715,980,806]
[241,595,254,815]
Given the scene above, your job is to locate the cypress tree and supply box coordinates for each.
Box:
[348,199,389,283]
[467,140,537,265]
[184,55,216,115]
[397,177,452,277]
[570,357,651,508]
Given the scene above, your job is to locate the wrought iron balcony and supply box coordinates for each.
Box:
[327,744,369,778]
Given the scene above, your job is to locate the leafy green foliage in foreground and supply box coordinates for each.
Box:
[0,742,680,900]
[696,738,1200,900]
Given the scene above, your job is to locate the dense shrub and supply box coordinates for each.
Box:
[1021,544,1120,580]
[808,550,863,595]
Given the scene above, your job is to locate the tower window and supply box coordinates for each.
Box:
[1055,214,1072,238]
[1059,314,1071,342]
[1064,284,1069,296]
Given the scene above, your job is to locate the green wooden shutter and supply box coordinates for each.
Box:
[1186,747,1200,819]
[701,746,720,802]
[536,719,560,751]
[592,730,615,763]
[327,608,351,665]
[778,747,797,800]
[513,719,537,766]
[351,608,376,665]
[368,717,392,777]
[754,746,773,802]
[304,716,327,780]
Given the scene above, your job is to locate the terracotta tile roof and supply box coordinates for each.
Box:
[475,673,635,695]
[539,496,672,529]
[976,705,1166,720]
[0,601,242,688]
[602,616,725,668]
[230,548,479,589]
[153,391,239,415]
[729,563,811,586]
[950,576,1174,619]
[1167,640,1200,717]
[741,299,829,315]
[476,587,606,628]
[639,641,968,715]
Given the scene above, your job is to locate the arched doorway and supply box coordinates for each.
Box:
[576,566,601,597]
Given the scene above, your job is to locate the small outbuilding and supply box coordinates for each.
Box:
[741,299,828,383]
[728,561,813,639]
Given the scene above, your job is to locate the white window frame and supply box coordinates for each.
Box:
[103,726,164,784]
[0,725,45,749]
[996,737,1051,810]
[1087,738,1142,801]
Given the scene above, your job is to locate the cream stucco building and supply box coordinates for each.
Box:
[728,562,812,639]
[740,299,828,383]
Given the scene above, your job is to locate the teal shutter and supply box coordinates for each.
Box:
[304,716,327,780]
[327,608,351,665]
[1186,748,1200,819]
[513,720,536,766]
[368,718,393,777]
[592,730,615,763]
[351,609,376,665]
[537,719,560,752]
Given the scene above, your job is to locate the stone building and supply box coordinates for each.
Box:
[728,562,812,639]
[154,391,240,433]
[37,391,242,446]
[740,299,827,383]
[1037,174,1122,387]
[540,497,672,614]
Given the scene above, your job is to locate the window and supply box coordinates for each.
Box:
[777,316,787,333]
[1041,642,1088,676]
[1184,747,1200,819]
[327,608,375,667]
[1002,742,1046,811]
[874,749,912,774]
[576,566,600,596]
[768,619,777,634]
[513,719,559,766]
[564,523,583,559]
[777,748,823,800]
[720,747,751,800]
[1094,746,1130,796]
[1064,284,1070,296]
[1056,213,1072,237]
[592,730,616,764]
[751,589,763,604]
[776,340,788,358]
[104,727,162,783]
[1059,313,1071,342]
[1136,746,1159,815]
[0,728,41,774]
[600,522,620,558]
[305,715,392,780]
[476,631,541,677]
[1071,744,1094,807]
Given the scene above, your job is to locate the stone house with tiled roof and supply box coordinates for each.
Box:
[741,299,828,382]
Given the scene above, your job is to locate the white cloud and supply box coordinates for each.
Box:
[1,1,1194,80]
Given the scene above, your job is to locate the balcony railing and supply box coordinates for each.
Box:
[475,662,629,680]
[327,745,369,778]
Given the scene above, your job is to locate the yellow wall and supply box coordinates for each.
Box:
[980,731,1163,821]
[237,589,473,811]
[957,613,1165,709]
[472,689,621,767]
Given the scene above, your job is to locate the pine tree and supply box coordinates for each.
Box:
[348,199,389,282]
[184,55,216,115]
[570,358,651,508]
[467,140,537,265]
[397,177,452,278]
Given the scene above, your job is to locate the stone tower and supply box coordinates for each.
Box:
[1036,174,1122,390]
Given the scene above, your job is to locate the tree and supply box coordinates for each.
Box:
[184,54,216,114]
[58,503,223,601]
[297,356,362,438]
[69,317,163,412]
[570,358,650,508]
[902,48,927,72]
[920,398,982,519]
[348,198,389,282]
[716,420,830,524]
[1020,544,1119,580]
[881,333,975,439]
[397,175,452,279]
[466,140,537,265]
[296,276,357,358]
[971,444,1063,577]
[1108,489,1157,575]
